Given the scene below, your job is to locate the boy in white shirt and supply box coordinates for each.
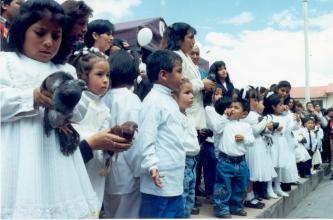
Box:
[137,50,186,218]
[173,78,201,217]
[214,99,254,218]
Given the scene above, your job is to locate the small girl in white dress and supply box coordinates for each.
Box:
[68,48,111,213]
[263,92,290,198]
[241,87,276,207]
[1,0,100,218]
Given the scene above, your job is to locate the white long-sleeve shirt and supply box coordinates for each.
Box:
[138,84,185,196]
[218,120,255,157]
[102,87,142,194]
[175,50,206,129]
[180,113,200,156]
[299,127,318,151]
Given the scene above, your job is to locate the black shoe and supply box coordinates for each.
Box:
[230,209,247,216]
[244,199,265,209]
[191,207,200,215]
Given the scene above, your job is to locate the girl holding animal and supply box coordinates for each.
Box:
[0,0,100,218]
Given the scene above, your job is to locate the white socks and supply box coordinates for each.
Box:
[273,178,289,197]
[267,181,278,199]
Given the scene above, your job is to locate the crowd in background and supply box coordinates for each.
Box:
[1,0,333,219]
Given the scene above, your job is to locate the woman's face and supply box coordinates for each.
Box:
[23,17,62,62]
[180,30,195,54]
[277,87,290,100]
[93,31,113,52]
[217,65,227,81]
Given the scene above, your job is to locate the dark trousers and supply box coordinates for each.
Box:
[195,141,217,196]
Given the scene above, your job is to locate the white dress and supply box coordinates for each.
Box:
[72,91,111,211]
[102,87,142,218]
[277,112,299,183]
[0,52,100,218]
[270,114,290,169]
[243,111,277,181]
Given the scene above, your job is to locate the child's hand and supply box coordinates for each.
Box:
[266,122,273,131]
[224,108,233,117]
[276,126,283,132]
[293,113,301,122]
[33,88,53,108]
[235,134,244,142]
[150,168,164,188]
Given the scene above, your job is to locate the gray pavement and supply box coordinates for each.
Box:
[287,175,333,218]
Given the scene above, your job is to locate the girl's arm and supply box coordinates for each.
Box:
[243,125,255,145]
[0,56,39,122]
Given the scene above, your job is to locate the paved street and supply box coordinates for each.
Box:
[287,175,333,218]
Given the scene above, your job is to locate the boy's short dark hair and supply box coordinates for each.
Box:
[108,50,139,87]
[302,115,316,125]
[9,0,69,64]
[235,99,250,113]
[146,49,182,83]
[214,96,232,115]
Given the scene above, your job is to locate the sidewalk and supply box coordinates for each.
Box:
[192,164,329,219]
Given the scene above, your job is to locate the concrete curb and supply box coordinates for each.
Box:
[256,165,328,218]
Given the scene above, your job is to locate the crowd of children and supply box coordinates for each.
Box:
[1,0,333,219]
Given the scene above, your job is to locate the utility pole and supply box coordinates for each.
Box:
[303,0,310,102]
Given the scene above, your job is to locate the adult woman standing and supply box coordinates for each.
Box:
[209,61,234,98]
[165,22,215,131]
[164,22,215,216]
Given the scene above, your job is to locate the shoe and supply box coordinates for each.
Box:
[230,209,247,216]
[274,189,289,197]
[191,207,200,215]
[244,199,265,209]
[215,213,232,218]
[267,189,279,199]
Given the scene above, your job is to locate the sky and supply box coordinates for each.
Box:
[58,0,333,89]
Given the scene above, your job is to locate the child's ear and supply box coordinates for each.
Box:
[92,32,99,40]
[242,111,249,118]
[158,69,168,82]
